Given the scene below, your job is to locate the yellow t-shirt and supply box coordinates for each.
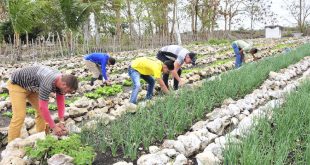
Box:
[131,57,163,78]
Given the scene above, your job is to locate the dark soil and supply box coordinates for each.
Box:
[92,151,137,165]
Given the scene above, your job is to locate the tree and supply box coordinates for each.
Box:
[197,0,220,35]
[5,0,49,60]
[241,0,273,36]
[125,0,137,37]
[0,0,7,22]
[219,0,242,31]
[188,0,199,37]
[284,0,310,33]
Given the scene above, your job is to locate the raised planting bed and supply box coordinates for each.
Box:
[80,44,310,161]
[224,80,310,164]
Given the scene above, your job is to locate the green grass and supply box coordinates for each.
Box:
[188,39,231,46]
[207,39,231,45]
[81,44,310,160]
[224,80,310,165]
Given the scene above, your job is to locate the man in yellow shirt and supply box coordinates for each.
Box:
[232,40,258,68]
[129,57,174,104]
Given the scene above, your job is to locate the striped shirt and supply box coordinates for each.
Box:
[160,45,190,65]
[11,66,62,100]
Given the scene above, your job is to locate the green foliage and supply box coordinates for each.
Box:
[182,68,201,74]
[274,43,295,50]
[26,107,36,116]
[81,44,310,160]
[207,39,231,45]
[59,0,90,31]
[48,104,57,111]
[123,79,133,86]
[0,93,9,100]
[2,111,12,118]
[77,76,92,82]
[224,80,310,164]
[84,92,101,99]
[7,0,48,33]
[84,84,123,99]
[25,134,95,165]
[210,59,233,67]
[65,97,80,106]
[122,79,146,86]
[95,84,123,96]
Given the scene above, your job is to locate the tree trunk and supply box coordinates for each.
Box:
[14,32,21,61]
[194,0,198,40]
[170,0,177,42]
[83,19,89,53]
[114,1,122,43]
[126,0,137,37]
[299,0,303,33]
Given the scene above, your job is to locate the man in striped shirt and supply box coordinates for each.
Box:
[156,45,196,90]
[7,65,78,142]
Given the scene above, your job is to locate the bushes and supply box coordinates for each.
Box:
[81,44,310,159]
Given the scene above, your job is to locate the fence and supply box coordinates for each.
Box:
[0,30,271,63]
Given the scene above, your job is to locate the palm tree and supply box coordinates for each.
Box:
[6,0,47,60]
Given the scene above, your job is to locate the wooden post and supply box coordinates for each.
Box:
[56,32,64,57]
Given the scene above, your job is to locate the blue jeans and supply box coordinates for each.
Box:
[232,43,242,68]
[128,68,155,104]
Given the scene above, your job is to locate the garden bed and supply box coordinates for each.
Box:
[81,43,310,162]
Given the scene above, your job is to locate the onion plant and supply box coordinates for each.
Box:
[224,80,310,164]
[81,44,310,160]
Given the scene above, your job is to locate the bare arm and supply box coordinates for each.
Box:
[157,78,169,94]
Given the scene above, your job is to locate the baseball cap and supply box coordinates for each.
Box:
[188,52,197,65]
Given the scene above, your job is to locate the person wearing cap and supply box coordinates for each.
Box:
[84,53,116,86]
[231,40,258,68]
[129,57,174,104]
[156,45,196,90]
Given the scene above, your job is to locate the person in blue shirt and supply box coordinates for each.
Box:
[84,53,116,86]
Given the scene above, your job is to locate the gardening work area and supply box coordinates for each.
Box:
[1,0,310,165]
[0,38,310,165]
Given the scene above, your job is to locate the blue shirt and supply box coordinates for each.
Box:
[84,53,109,80]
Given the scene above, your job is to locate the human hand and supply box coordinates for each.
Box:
[179,79,185,86]
[53,123,68,136]
[52,125,65,136]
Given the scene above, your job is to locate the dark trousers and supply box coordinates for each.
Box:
[156,51,182,90]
